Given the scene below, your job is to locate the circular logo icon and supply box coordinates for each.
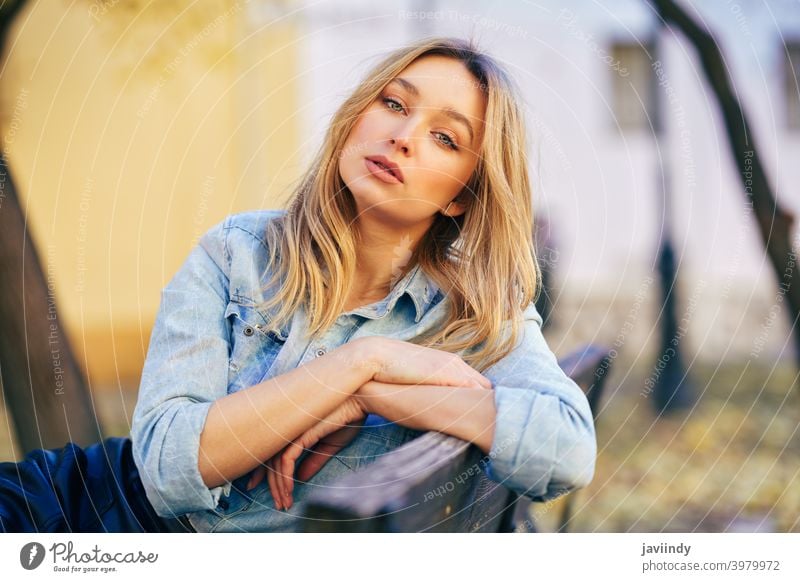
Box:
[20,542,46,570]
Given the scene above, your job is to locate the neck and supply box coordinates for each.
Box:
[350,213,431,298]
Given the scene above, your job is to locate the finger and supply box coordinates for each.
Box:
[449,371,487,390]
[280,447,300,506]
[462,376,484,390]
[284,433,318,497]
[247,465,265,491]
[297,424,362,481]
[444,355,489,389]
[473,376,492,390]
[465,365,492,390]
[266,459,282,510]
[267,459,282,510]
[296,441,342,481]
[284,443,303,499]
[461,361,491,389]
[275,455,290,511]
[274,452,291,509]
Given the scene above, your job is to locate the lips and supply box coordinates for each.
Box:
[364,156,404,184]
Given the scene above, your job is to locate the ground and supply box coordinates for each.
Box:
[529,359,800,533]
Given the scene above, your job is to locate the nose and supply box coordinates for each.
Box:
[390,135,410,155]
[389,113,427,156]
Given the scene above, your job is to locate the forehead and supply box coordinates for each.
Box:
[391,55,487,124]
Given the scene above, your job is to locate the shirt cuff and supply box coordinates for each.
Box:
[485,383,596,502]
[136,401,231,518]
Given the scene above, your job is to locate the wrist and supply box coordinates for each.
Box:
[343,337,386,381]
[353,380,380,415]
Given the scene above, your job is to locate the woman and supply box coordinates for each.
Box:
[129,36,596,532]
[0,37,595,533]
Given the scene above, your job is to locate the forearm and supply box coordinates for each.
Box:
[356,381,497,454]
[198,338,377,487]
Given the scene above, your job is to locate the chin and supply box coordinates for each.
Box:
[344,178,388,212]
[349,188,390,217]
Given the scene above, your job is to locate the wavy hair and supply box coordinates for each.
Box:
[259,37,541,372]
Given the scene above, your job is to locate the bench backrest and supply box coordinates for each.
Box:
[302,344,612,532]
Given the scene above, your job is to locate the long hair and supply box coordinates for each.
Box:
[259,37,541,372]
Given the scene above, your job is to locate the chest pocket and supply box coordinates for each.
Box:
[225,301,287,394]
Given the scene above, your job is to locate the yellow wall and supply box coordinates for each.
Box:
[0,2,300,386]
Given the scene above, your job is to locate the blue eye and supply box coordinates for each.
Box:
[435,132,458,151]
[382,97,404,113]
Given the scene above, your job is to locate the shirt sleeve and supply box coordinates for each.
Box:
[482,302,597,502]
[130,217,234,517]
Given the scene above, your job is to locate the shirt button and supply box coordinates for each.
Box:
[243,326,255,336]
[315,348,327,357]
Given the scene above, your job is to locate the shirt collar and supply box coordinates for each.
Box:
[350,263,441,323]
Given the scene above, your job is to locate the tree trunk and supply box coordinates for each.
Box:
[0,2,102,454]
[0,154,103,453]
[650,0,800,368]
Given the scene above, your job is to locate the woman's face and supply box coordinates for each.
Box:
[339,55,486,228]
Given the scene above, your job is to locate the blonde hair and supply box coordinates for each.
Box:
[260,37,541,372]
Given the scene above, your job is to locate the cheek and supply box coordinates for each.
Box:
[341,119,379,171]
[346,121,366,145]
[342,128,362,158]
[340,129,366,178]
[346,109,383,144]
[421,160,475,196]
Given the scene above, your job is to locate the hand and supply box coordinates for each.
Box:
[350,337,493,391]
[295,421,365,482]
[247,397,367,510]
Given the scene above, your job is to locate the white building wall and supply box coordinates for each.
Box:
[288,0,800,363]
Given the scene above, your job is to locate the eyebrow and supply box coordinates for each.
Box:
[388,77,476,145]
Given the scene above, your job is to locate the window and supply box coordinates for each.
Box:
[610,42,655,131]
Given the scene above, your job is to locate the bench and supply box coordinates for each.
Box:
[301,344,613,532]
[0,347,611,533]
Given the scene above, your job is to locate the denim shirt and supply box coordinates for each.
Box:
[131,209,596,532]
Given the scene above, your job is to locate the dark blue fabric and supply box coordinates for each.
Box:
[0,437,190,533]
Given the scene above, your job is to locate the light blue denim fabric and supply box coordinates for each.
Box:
[131,210,596,532]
